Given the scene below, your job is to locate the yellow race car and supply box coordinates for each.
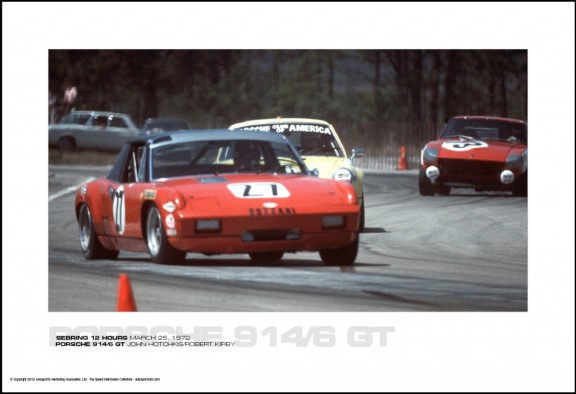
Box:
[230,118,365,230]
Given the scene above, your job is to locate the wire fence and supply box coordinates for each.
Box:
[354,145,421,172]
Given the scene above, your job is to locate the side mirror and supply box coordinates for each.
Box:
[310,168,320,177]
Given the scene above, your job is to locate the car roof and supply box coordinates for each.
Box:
[144,117,189,123]
[230,118,333,129]
[450,115,526,124]
[133,129,291,146]
[68,110,129,117]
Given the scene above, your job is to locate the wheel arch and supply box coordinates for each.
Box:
[74,183,105,233]
[75,190,98,221]
[57,135,77,150]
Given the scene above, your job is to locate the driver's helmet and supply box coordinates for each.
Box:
[233,141,261,169]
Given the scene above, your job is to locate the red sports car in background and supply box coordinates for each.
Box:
[75,130,360,265]
[419,116,527,196]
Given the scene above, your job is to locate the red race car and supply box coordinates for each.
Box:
[75,130,360,265]
[419,116,527,196]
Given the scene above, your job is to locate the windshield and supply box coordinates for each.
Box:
[58,113,91,125]
[441,119,527,144]
[151,139,308,179]
[234,123,344,157]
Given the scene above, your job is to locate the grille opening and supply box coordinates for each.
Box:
[439,159,502,176]
[241,229,301,242]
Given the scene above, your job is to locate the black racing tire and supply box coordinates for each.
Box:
[78,204,119,260]
[319,235,359,266]
[359,198,366,232]
[145,205,186,264]
[436,185,451,196]
[418,168,436,196]
[512,172,528,197]
[57,137,76,151]
[248,252,285,263]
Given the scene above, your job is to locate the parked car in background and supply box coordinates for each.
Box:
[229,117,366,230]
[49,110,141,152]
[419,115,528,196]
[142,117,191,135]
[75,130,361,265]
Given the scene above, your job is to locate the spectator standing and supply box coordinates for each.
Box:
[62,83,78,115]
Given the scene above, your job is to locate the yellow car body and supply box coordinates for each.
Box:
[229,118,365,230]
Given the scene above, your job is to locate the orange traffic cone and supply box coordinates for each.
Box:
[397,146,409,170]
[117,274,137,312]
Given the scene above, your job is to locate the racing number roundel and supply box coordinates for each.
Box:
[111,185,126,234]
[227,183,290,198]
[441,140,488,152]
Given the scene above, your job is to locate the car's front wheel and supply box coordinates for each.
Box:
[57,137,76,151]
[436,185,451,195]
[319,236,358,266]
[418,168,451,196]
[78,204,119,259]
[145,206,186,264]
[418,168,436,196]
[513,172,528,197]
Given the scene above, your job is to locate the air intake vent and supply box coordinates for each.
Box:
[241,229,301,242]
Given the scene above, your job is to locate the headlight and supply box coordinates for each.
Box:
[195,219,221,233]
[322,215,345,229]
[421,147,438,165]
[522,150,528,172]
[506,154,525,170]
[162,192,186,211]
[333,168,356,184]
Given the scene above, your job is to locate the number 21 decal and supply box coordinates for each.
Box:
[227,183,290,198]
[109,185,126,234]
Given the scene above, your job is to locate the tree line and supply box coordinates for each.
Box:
[49,50,527,152]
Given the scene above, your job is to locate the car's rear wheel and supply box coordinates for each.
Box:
[57,137,76,151]
[248,252,284,263]
[319,236,358,266]
[145,206,186,264]
[78,204,119,259]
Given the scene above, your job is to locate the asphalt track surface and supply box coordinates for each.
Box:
[49,165,527,312]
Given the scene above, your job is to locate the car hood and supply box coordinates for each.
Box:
[301,156,350,179]
[435,139,523,161]
[156,173,357,214]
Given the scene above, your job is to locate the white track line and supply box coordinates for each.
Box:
[49,177,95,202]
